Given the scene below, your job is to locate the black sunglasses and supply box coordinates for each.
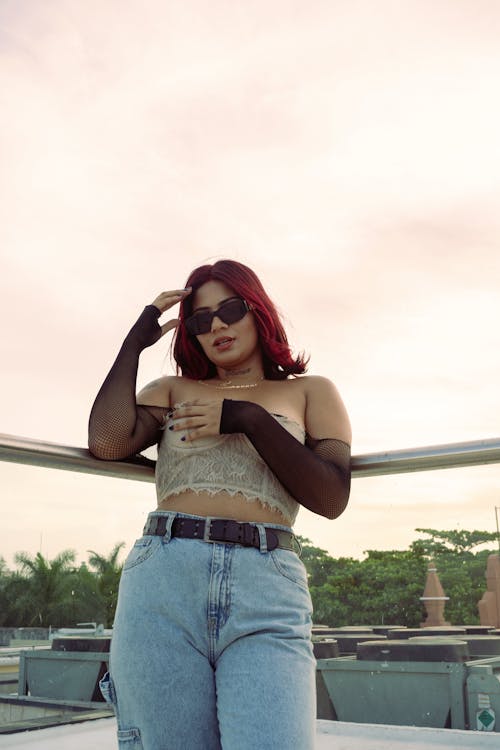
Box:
[185,297,251,336]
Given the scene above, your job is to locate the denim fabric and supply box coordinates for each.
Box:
[100,511,316,749]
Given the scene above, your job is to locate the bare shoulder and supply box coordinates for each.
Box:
[137,375,178,407]
[291,374,343,400]
[300,374,339,393]
[300,375,352,443]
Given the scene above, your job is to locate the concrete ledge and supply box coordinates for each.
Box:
[0,717,498,749]
[317,720,499,749]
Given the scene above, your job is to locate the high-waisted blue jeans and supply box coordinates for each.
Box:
[100,511,316,749]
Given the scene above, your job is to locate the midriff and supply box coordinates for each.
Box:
[157,489,291,526]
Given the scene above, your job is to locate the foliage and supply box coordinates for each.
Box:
[299,537,427,626]
[414,528,498,555]
[298,530,496,627]
[11,550,77,627]
[0,556,15,626]
[87,543,125,627]
[411,529,498,625]
[0,544,125,628]
[0,531,495,629]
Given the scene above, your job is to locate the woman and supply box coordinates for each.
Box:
[88,259,351,750]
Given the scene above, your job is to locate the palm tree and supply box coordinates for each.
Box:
[0,557,13,626]
[87,543,125,627]
[13,550,76,626]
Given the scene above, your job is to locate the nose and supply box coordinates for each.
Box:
[211,314,228,333]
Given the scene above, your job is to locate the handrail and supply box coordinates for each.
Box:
[0,433,155,482]
[352,437,500,477]
[1,432,500,480]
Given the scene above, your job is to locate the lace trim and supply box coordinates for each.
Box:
[155,414,303,524]
[160,487,293,524]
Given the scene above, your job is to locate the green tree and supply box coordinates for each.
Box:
[67,562,107,625]
[12,550,76,627]
[415,528,498,555]
[296,536,339,588]
[308,548,427,627]
[412,529,497,624]
[0,557,8,576]
[2,528,494,629]
[0,557,13,626]
[308,556,361,625]
[87,543,125,627]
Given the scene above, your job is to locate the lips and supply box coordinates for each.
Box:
[213,336,234,350]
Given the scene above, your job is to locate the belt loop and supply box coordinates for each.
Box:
[292,534,303,558]
[256,524,268,554]
[203,517,213,542]
[162,513,176,543]
[143,514,157,536]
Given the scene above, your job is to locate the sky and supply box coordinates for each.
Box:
[1,0,500,571]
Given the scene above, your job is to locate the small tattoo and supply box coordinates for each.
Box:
[142,379,163,392]
[221,367,252,377]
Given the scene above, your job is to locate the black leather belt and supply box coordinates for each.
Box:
[143,516,297,553]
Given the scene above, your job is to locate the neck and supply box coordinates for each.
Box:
[215,366,265,385]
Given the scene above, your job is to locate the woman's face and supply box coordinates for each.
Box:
[190,280,261,371]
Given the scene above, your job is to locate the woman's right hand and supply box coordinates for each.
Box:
[128,288,192,350]
[151,288,192,337]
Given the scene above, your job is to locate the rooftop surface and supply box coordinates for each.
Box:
[0,717,498,749]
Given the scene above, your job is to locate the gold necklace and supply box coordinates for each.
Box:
[198,376,265,390]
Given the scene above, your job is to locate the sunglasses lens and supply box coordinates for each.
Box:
[185,311,210,335]
[185,298,249,336]
[218,298,248,325]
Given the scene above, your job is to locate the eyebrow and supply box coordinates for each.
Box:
[192,296,239,313]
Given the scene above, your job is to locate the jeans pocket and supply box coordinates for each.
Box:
[123,536,161,571]
[117,727,144,747]
[270,549,310,591]
[100,673,144,748]
[99,671,116,706]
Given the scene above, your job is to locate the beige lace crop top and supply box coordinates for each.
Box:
[155,413,305,525]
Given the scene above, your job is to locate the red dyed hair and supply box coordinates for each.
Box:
[172,260,308,380]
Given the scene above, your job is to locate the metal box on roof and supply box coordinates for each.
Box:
[316,639,500,731]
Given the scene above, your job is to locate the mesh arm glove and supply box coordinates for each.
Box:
[88,306,168,460]
[220,399,351,520]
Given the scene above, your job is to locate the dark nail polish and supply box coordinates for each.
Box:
[168,425,174,431]
[181,436,186,442]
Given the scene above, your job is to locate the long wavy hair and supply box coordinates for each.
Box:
[172,260,308,380]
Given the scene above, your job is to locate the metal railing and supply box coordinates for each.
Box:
[1,432,500,480]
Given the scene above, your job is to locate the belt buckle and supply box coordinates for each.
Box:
[240,522,258,548]
[206,518,233,544]
[202,519,258,548]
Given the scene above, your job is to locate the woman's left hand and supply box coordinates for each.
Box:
[169,400,225,442]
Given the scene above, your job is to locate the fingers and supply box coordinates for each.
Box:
[151,287,192,313]
[171,401,217,419]
[150,287,192,338]
[172,400,206,414]
[169,400,223,442]
[168,415,209,444]
[170,416,207,431]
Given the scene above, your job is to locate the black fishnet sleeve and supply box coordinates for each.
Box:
[88,306,168,461]
[220,400,351,520]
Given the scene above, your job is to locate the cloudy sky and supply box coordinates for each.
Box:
[1,1,499,570]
